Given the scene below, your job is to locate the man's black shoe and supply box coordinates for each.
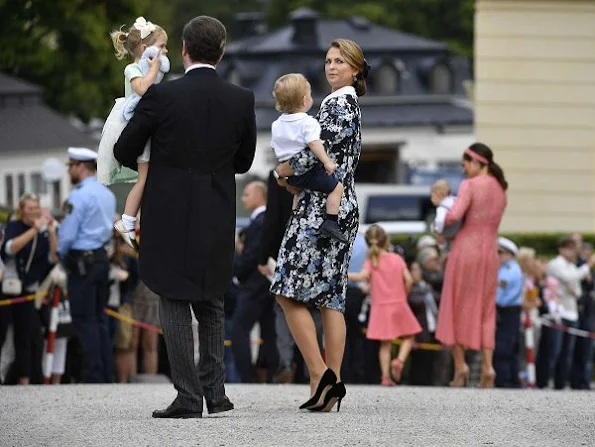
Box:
[320,220,348,243]
[206,396,235,414]
[152,401,202,419]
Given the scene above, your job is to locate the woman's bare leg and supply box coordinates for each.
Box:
[142,330,159,374]
[480,348,496,388]
[276,296,326,394]
[319,307,346,382]
[450,344,469,387]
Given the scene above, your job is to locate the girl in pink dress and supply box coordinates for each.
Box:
[435,143,508,388]
[349,225,421,386]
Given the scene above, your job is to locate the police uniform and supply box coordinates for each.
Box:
[493,237,524,388]
[58,147,116,383]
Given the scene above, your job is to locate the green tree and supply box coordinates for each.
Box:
[0,0,173,122]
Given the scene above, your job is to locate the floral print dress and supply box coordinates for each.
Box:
[270,86,362,312]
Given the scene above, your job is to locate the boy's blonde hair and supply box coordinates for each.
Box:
[273,73,310,113]
[431,178,451,196]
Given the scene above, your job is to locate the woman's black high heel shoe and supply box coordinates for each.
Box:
[299,369,337,410]
[308,382,346,413]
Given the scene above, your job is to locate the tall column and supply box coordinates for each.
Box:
[474,0,595,232]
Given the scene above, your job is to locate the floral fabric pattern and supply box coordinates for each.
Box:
[270,93,361,312]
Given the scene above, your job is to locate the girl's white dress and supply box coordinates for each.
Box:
[97,63,151,185]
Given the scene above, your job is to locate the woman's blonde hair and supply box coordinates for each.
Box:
[110,21,164,60]
[365,224,389,268]
[14,193,40,221]
[273,73,310,113]
[329,39,368,96]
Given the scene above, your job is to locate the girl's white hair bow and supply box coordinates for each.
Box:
[133,16,157,39]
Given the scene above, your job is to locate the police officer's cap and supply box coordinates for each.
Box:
[498,237,518,257]
[67,147,98,164]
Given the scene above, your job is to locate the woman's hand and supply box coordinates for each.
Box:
[276,162,295,177]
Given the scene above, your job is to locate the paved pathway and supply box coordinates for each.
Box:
[1,384,593,446]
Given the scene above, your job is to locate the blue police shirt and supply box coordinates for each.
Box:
[496,259,524,307]
[58,176,116,257]
[348,233,368,288]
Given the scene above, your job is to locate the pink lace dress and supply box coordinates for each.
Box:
[435,175,507,350]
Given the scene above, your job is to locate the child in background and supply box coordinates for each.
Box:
[430,179,460,250]
[348,224,422,386]
[271,73,347,243]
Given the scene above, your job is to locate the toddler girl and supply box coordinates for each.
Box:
[348,224,422,386]
[97,17,169,251]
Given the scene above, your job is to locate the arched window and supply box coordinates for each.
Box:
[373,63,400,94]
[430,64,452,94]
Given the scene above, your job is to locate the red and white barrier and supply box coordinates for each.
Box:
[523,309,536,388]
[43,287,62,385]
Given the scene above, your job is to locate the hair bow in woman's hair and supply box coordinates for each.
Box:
[133,16,157,39]
[362,59,371,79]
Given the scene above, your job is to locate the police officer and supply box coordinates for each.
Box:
[493,237,524,388]
[58,147,116,383]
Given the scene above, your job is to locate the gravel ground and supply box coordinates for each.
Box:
[0,384,594,446]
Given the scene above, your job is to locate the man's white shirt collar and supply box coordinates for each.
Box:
[185,63,216,74]
[251,206,266,220]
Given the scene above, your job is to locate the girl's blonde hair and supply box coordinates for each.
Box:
[365,224,389,268]
[517,246,536,274]
[273,73,310,113]
[110,20,163,60]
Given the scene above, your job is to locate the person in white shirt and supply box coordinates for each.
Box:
[545,235,595,389]
[270,73,346,243]
[430,179,461,249]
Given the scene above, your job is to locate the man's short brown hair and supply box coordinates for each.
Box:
[182,16,226,65]
[558,235,577,249]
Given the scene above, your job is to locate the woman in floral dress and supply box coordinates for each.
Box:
[271,39,369,412]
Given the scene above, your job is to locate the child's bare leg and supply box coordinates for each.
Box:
[379,340,392,381]
[122,162,149,239]
[397,336,415,363]
[292,194,298,210]
[325,182,344,216]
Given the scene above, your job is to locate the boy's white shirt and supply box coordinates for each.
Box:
[433,195,456,233]
[270,113,322,162]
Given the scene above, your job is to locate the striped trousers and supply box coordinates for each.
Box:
[160,297,226,411]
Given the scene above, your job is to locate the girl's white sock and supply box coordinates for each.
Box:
[122,214,137,239]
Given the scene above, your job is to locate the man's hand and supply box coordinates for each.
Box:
[258,264,272,278]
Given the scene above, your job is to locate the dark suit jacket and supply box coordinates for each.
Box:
[257,171,293,266]
[114,67,256,302]
[234,211,269,297]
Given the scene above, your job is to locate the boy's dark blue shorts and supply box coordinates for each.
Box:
[286,164,339,194]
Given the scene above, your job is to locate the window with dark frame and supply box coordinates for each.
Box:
[5,174,14,209]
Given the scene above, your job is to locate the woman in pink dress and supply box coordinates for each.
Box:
[435,143,508,388]
[349,225,421,386]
